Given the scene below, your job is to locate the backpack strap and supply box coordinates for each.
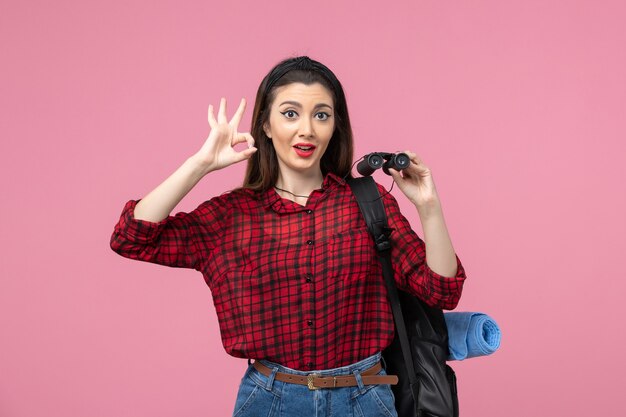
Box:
[347,177,419,390]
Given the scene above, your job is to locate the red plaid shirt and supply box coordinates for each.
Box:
[110,173,466,370]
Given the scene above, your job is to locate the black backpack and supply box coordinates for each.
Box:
[348,176,459,417]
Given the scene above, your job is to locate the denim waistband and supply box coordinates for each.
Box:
[257,352,382,377]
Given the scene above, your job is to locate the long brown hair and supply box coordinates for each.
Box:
[243,56,354,192]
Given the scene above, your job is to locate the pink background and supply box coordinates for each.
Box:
[1,0,625,416]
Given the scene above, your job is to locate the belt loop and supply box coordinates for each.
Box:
[266,365,278,391]
[353,369,365,394]
[248,358,252,366]
[380,354,387,371]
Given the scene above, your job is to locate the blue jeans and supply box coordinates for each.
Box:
[232,352,398,417]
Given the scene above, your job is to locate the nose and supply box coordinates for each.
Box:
[298,117,313,138]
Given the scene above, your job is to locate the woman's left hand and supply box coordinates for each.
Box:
[388,151,441,210]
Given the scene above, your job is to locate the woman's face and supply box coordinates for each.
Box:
[264,82,335,180]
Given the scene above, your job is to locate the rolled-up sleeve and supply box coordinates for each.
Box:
[382,189,467,310]
[110,198,223,271]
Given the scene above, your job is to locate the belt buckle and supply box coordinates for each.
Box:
[307,373,321,390]
[307,374,338,390]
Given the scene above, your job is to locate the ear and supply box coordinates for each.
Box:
[263,122,272,139]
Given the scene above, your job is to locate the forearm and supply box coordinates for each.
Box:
[133,155,210,222]
[416,199,458,277]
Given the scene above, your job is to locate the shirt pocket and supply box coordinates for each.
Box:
[324,226,377,281]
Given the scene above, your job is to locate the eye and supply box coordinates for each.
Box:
[315,112,331,121]
[281,110,298,119]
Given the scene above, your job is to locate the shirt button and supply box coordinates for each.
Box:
[305,274,312,283]
[307,320,313,326]
[306,240,314,245]
[307,362,314,368]
[306,209,313,214]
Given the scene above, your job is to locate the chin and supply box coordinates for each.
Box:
[286,160,321,173]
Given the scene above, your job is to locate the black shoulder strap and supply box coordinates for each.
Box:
[347,177,418,388]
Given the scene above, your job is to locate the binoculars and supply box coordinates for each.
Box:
[356,152,411,176]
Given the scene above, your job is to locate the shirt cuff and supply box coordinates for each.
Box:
[114,199,169,244]
[409,254,467,310]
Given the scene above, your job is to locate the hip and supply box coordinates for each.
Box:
[232,352,398,417]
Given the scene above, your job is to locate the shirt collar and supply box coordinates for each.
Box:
[257,172,348,212]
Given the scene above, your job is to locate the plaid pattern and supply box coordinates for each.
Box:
[110,173,466,370]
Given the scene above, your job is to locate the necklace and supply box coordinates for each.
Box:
[274,186,311,199]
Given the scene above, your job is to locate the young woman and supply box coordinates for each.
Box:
[111,56,466,417]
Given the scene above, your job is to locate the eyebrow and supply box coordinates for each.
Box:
[278,100,333,110]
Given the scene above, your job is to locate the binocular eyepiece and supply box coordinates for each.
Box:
[356,152,411,176]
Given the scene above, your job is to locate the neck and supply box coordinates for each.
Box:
[275,171,324,200]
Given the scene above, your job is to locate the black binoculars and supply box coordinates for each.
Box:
[356,152,411,176]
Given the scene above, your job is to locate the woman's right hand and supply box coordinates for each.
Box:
[192,97,257,174]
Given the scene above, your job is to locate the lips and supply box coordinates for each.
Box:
[293,143,316,157]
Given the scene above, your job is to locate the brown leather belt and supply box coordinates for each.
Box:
[253,360,398,390]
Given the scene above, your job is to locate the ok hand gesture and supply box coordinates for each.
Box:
[194,98,257,173]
